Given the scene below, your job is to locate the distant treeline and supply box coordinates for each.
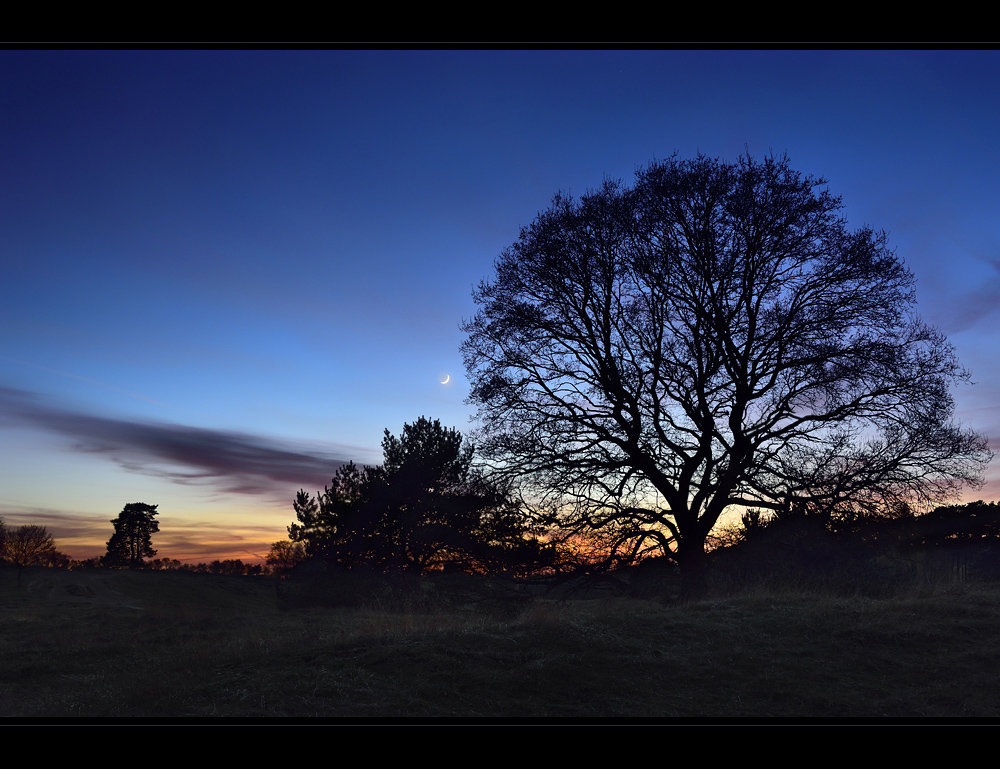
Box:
[719,499,1000,551]
[6,498,1000,587]
[0,515,277,577]
[65,556,270,576]
[706,499,1000,592]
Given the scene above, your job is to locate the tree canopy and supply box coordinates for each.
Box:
[289,417,547,574]
[105,503,160,569]
[2,524,57,584]
[461,152,991,591]
[265,540,308,577]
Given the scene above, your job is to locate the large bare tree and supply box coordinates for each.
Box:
[461,153,991,591]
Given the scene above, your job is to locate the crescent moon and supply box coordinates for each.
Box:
[440,374,450,384]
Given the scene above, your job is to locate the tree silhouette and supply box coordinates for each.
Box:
[3,525,57,585]
[289,417,540,574]
[265,540,308,576]
[370,417,480,572]
[105,503,159,569]
[288,461,377,567]
[461,152,992,596]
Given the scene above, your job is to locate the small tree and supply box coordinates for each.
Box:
[4,525,57,585]
[289,461,377,566]
[289,417,539,574]
[105,503,159,569]
[265,540,308,576]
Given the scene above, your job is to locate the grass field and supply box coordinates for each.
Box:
[2,565,999,719]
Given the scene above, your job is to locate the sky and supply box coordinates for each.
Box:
[2,48,999,563]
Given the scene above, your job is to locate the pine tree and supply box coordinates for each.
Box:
[288,418,538,574]
[105,503,159,569]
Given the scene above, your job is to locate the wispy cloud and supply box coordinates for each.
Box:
[0,387,352,499]
[937,253,1000,334]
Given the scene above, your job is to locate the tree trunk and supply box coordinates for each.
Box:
[676,538,710,602]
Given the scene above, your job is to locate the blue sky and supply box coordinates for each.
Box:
[2,49,998,562]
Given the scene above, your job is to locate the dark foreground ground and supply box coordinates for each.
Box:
[2,565,998,720]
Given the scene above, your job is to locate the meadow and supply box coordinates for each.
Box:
[2,565,999,720]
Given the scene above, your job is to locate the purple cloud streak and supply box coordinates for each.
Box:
[0,387,350,500]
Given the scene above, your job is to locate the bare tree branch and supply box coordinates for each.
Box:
[462,153,992,592]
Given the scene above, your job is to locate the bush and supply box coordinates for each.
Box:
[708,516,921,597]
[623,556,679,600]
